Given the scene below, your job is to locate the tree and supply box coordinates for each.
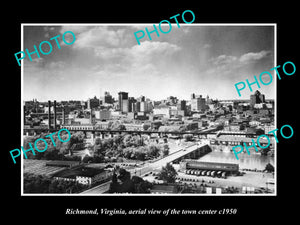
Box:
[148,145,160,158]
[143,124,151,131]
[135,150,146,161]
[43,149,62,160]
[113,134,123,146]
[92,155,104,163]
[183,134,193,142]
[117,124,126,131]
[131,176,152,193]
[158,163,177,183]
[162,145,169,157]
[68,132,85,148]
[82,154,92,163]
[123,134,143,148]
[94,137,101,145]
[23,173,86,193]
[109,169,134,193]
[109,170,151,194]
[265,163,274,172]
[109,121,126,131]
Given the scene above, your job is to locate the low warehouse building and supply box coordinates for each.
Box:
[52,166,112,185]
[180,159,239,175]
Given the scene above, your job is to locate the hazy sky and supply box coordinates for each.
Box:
[23,24,275,102]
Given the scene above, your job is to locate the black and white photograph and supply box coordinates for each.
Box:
[3,4,298,222]
[21,24,276,195]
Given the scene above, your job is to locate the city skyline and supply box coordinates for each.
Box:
[23,24,276,102]
[24,89,274,103]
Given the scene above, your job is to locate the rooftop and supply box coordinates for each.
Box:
[150,184,177,194]
[45,160,80,167]
[215,135,271,144]
[52,166,105,179]
[183,159,238,168]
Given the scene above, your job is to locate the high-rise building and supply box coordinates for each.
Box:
[137,95,145,102]
[48,100,51,129]
[128,97,136,112]
[147,101,153,112]
[140,101,146,112]
[122,99,129,113]
[118,92,128,112]
[134,101,141,112]
[177,100,187,116]
[87,96,100,109]
[104,91,113,104]
[191,94,206,112]
[250,90,265,108]
[95,109,111,120]
[206,95,212,104]
[178,100,186,110]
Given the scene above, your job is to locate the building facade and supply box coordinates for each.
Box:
[180,160,239,173]
[118,92,128,112]
[250,90,265,108]
[191,94,206,112]
[103,91,113,104]
[87,96,100,109]
[95,109,111,120]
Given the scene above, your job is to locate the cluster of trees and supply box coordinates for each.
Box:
[265,163,274,172]
[105,121,126,131]
[109,163,178,193]
[82,154,104,163]
[24,148,82,162]
[183,134,194,142]
[25,131,169,163]
[23,132,85,161]
[24,173,86,193]
[158,163,178,183]
[123,145,161,161]
[92,134,168,162]
[108,169,152,193]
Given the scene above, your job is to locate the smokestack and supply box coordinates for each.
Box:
[90,109,93,124]
[54,100,57,130]
[23,105,26,125]
[62,107,65,125]
[48,100,51,129]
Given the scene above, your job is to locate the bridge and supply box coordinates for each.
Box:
[23,127,268,138]
[80,143,211,194]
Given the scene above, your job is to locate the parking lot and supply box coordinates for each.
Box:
[175,171,275,193]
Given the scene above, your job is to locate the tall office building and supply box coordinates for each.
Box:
[122,99,129,113]
[104,91,113,104]
[177,100,187,116]
[250,90,265,107]
[134,101,141,112]
[140,101,146,112]
[87,96,100,109]
[118,92,128,112]
[128,97,136,112]
[178,100,186,110]
[191,94,206,112]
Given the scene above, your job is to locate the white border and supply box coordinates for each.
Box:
[21,23,277,196]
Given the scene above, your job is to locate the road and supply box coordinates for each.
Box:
[175,171,275,193]
[81,142,208,194]
[129,143,208,177]
[80,181,112,194]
